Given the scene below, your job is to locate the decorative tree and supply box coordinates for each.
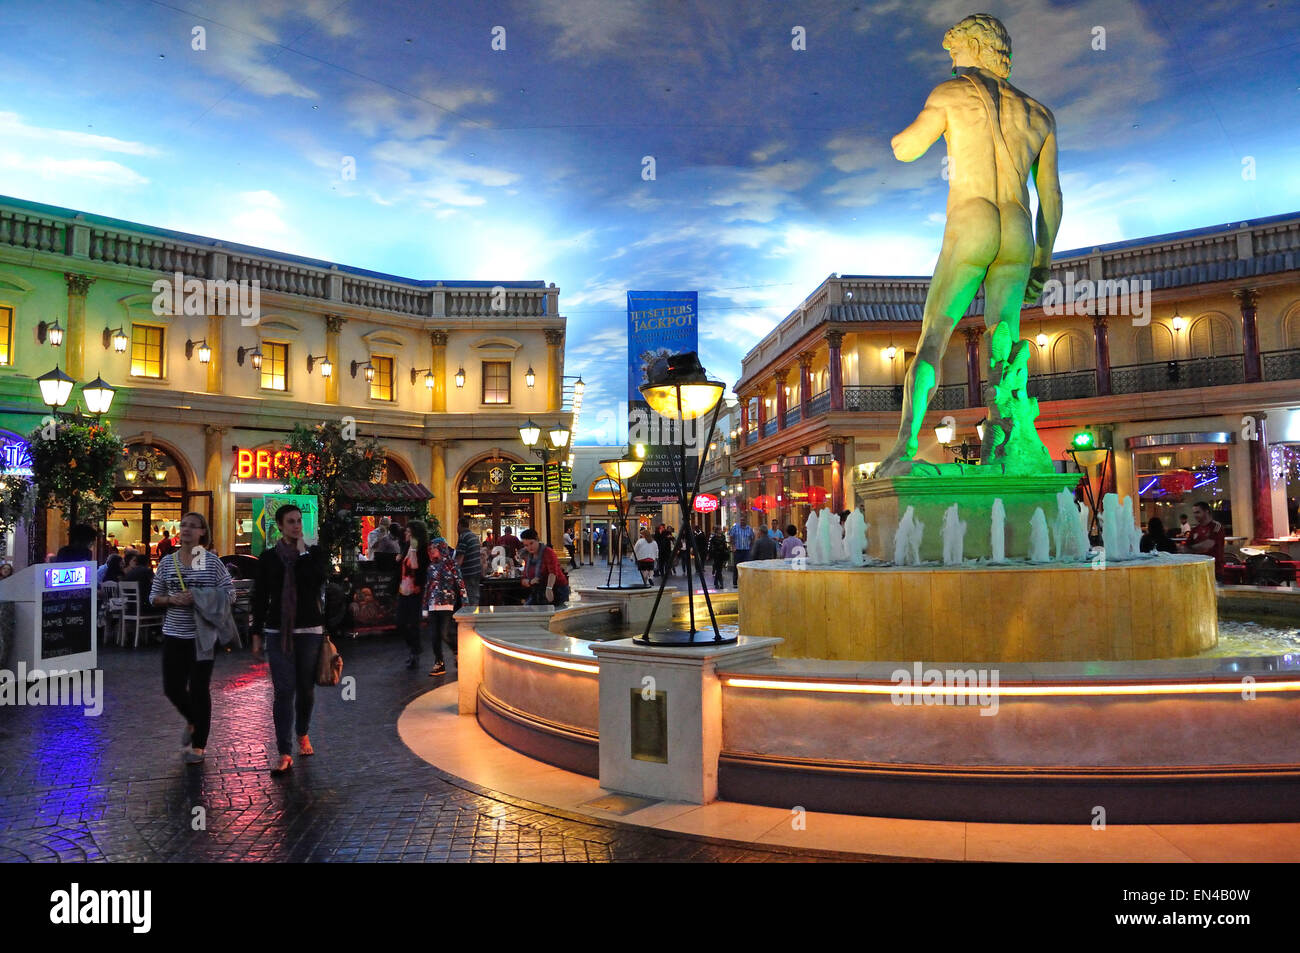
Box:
[26,420,125,527]
[275,421,385,566]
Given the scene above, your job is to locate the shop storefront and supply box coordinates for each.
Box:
[1127,432,1236,537]
[458,456,534,544]
[106,443,211,560]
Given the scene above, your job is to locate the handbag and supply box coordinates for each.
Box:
[316,634,343,686]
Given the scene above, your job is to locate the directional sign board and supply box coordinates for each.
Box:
[509,463,545,493]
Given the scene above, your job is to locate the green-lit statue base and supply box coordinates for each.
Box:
[861,471,1083,563]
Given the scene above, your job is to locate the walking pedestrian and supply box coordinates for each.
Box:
[397,520,431,671]
[633,527,658,585]
[708,527,731,590]
[149,512,235,765]
[729,518,754,587]
[250,503,330,776]
[425,534,466,677]
[455,517,482,607]
[563,528,578,571]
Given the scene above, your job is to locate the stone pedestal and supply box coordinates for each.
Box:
[455,605,557,715]
[590,636,781,803]
[575,586,671,631]
[861,472,1083,562]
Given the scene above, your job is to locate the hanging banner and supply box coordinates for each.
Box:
[251,494,320,554]
[627,291,700,504]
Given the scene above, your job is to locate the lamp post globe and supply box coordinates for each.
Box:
[38,366,75,410]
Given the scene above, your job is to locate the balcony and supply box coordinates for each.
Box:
[743,350,1300,448]
[1111,354,1243,394]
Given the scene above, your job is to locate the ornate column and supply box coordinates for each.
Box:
[429,330,448,412]
[1236,288,1261,383]
[204,425,230,555]
[963,326,983,409]
[427,438,450,537]
[774,369,788,430]
[755,386,767,437]
[206,313,224,394]
[324,314,345,405]
[830,437,848,513]
[1250,413,1274,540]
[545,329,564,412]
[64,273,95,380]
[826,330,844,412]
[797,351,813,419]
[739,396,750,447]
[1092,314,1112,396]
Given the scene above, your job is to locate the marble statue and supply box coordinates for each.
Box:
[876,13,1062,477]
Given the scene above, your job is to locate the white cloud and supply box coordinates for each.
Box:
[0,112,160,156]
[345,86,495,139]
[0,151,149,186]
[532,0,647,59]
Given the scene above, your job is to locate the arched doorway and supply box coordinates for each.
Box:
[380,454,413,483]
[458,456,534,547]
[107,443,205,560]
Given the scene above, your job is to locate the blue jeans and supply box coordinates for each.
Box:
[265,631,322,757]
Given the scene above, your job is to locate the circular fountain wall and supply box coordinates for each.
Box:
[738,555,1218,662]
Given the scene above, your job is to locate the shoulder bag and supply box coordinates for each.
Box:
[316,633,343,686]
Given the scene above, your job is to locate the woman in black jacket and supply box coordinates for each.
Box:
[251,503,330,776]
[397,520,431,671]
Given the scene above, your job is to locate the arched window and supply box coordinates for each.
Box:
[1133,324,1175,364]
[1051,330,1093,374]
[378,454,412,483]
[1187,313,1235,359]
[1283,303,1300,350]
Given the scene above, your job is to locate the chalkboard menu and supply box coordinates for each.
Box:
[348,564,398,631]
[41,586,93,659]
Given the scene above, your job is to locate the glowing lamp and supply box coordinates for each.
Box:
[1157,454,1173,468]
[548,422,571,449]
[884,345,897,360]
[574,377,585,395]
[455,366,466,388]
[82,374,116,416]
[600,455,643,481]
[638,351,724,421]
[1036,331,1048,348]
[634,443,646,459]
[934,422,955,445]
[526,366,536,388]
[518,418,541,447]
[37,365,75,409]
[1172,313,1186,332]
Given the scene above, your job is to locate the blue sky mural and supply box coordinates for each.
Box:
[3,0,1298,442]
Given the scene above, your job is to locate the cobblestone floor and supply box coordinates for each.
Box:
[0,635,878,863]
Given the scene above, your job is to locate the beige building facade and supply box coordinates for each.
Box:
[0,195,573,560]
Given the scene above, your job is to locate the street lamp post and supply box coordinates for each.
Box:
[519,417,570,547]
[598,450,646,590]
[634,352,733,646]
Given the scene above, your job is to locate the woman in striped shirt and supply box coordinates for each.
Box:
[149,512,235,765]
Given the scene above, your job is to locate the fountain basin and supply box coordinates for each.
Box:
[738,554,1217,662]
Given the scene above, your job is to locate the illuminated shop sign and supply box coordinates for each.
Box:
[693,493,720,513]
[1,440,33,475]
[46,567,88,588]
[234,448,316,480]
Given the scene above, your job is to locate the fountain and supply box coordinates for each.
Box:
[844,510,868,566]
[805,510,821,563]
[1052,488,1090,561]
[894,506,924,566]
[941,504,966,565]
[1028,507,1050,563]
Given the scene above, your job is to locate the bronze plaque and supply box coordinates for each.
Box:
[630,689,668,763]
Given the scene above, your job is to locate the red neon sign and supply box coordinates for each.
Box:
[693,493,720,513]
[234,448,314,481]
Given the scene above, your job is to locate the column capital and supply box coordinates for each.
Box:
[773,368,789,384]
[544,329,565,346]
[824,329,844,349]
[797,350,815,368]
[204,424,230,437]
[829,435,847,447]
[324,313,347,334]
[429,329,449,346]
[422,437,449,449]
[962,325,984,344]
[64,272,95,296]
[1091,313,1109,331]
[1234,287,1260,309]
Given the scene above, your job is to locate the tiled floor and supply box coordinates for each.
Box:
[0,636,860,863]
[402,686,1300,862]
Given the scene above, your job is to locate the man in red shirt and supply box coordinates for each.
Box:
[519,528,569,607]
[1182,500,1226,581]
